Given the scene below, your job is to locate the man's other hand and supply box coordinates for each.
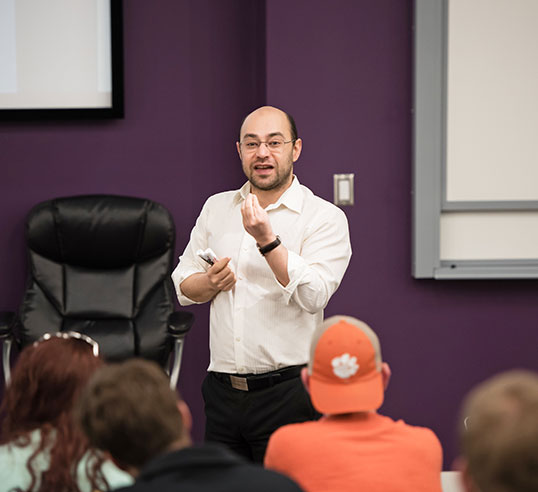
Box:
[207,257,236,292]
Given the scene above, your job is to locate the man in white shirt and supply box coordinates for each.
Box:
[172,106,351,462]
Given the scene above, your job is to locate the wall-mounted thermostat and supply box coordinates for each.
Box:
[333,173,354,206]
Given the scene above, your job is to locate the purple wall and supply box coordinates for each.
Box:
[266,0,538,469]
[0,0,265,442]
[1,0,537,469]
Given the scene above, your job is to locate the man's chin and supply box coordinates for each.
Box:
[249,177,279,191]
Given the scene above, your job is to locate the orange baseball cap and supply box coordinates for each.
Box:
[308,316,384,414]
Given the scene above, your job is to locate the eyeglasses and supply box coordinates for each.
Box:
[240,138,296,153]
[33,331,100,357]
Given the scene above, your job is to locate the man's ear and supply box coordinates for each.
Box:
[236,141,242,159]
[301,366,310,394]
[381,362,391,390]
[292,138,302,162]
[177,400,192,432]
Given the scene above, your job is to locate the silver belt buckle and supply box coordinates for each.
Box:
[230,375,249,391]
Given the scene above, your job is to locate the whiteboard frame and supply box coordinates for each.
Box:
[412,0,538,279]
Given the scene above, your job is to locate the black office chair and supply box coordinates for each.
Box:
[0,195,193,388]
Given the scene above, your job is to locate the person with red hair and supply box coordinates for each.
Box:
[0,332,133,492]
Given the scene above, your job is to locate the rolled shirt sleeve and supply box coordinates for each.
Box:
[277,207,351,313]
[171,201,213,306]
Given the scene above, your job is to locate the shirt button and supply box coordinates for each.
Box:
[238,275,244,280]
[235,337,241,342]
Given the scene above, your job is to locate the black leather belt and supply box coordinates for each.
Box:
[212,365,305,392]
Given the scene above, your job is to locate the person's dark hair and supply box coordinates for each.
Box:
[77,359,184,469]
[460,370,538,492]
[238,109,298,142]
[286,112,298,142]
[0,336,107,492]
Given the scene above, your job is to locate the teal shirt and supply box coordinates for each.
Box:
[0,429,133,491]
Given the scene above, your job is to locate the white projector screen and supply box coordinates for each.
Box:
[446,0,538,202]
[0,0,123,119]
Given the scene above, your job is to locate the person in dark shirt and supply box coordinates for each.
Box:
[77,358,303,492]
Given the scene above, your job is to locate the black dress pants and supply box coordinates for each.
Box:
[202,370,319,463]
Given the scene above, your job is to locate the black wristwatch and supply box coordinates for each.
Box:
[257,235,281,256]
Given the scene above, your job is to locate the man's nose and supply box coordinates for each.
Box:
[256,142,270,157]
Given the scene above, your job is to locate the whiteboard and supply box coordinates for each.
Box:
[441,211,538,260]
[446,0,538,201]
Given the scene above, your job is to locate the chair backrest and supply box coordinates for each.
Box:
[16,195,176,365]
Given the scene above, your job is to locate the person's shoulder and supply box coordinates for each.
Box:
[395,418,439,437]
[110,486,138,492]
[298,184,348,220]
[0,431,44,464]
[237,463,303,491]
[0,442,24,478]
[0,436,44,489]
[392,418,443,451]
[198,188,243,214]
[266,420,323,456]
[271,419,321,439]
[207,188,239,200]
[202,189,239,205]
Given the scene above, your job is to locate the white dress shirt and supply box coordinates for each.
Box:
[172,176,352,374]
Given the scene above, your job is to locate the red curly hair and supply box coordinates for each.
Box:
[0,336,109,492]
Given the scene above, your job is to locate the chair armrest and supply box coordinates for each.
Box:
[1,311,15,385]
[0,311,15,339]
[167,311,194,389]
[167,311,194,338]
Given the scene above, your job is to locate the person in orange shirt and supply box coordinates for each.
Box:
[264,315,443,492]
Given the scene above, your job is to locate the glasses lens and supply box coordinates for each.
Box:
[241,139,288,152]
[267,139,284,150]
[242,140,259,151]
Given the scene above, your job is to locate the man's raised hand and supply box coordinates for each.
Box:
[241,193,275,245]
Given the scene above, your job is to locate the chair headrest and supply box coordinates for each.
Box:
[26,195,175,268]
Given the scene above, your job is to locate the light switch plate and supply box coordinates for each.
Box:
[333,173,354,206]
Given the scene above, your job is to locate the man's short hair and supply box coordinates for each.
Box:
[460,369,538,492]
[77,359,183,469]
[285,112,298,141]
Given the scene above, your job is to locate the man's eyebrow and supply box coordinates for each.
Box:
[241,131,287,140]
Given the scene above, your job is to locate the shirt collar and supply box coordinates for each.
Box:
[235,175,303,214]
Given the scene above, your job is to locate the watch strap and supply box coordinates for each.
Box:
[257,235,281,256]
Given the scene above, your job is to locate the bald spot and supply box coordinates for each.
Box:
[239,106,295,142]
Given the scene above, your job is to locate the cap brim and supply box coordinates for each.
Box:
[310,371,384,414]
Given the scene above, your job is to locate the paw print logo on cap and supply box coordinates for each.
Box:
[331,353,359,379]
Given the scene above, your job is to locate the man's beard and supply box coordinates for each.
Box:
[247,155,293,192]
[248,168,292,191]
